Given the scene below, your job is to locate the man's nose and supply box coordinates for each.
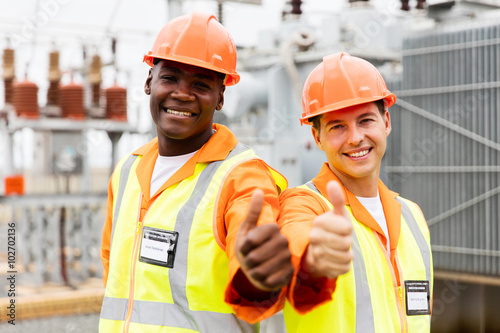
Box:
[347,126,364,145]
[171,82,195,101]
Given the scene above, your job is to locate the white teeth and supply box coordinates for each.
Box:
[348,150,369,158]
[166,109,192,116]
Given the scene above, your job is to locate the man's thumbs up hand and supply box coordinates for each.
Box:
[303,181,354,279]
[235,189,293,292]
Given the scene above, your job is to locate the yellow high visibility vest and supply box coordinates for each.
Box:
[99,143,286,333]
[283,181,433,333]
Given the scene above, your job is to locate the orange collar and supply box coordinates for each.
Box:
[312,163,401,252]
[132,123,238,201]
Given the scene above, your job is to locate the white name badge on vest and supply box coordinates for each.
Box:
[404,280,431,315]
[139,227,179,268]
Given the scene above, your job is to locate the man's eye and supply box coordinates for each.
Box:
[195,82,210,89]
[161,76,176,81]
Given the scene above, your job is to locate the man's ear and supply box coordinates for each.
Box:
[144,69,153,95]
[311,126,324,151]
[215,85,225,111]
[384,110,392,136]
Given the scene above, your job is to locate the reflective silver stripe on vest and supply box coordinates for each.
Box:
[166,142,257,333]
[101,296,257,332]
[101,296,128,321]
[396,198,432,284]
[110,154,138,247]
[303,181,375,333]
[304,181,318,193]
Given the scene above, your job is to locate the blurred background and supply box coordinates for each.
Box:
[1,0,500,332]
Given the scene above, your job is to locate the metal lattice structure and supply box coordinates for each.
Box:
[1,194,106,286]
[386,21,500,276]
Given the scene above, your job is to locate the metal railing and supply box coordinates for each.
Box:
[1,194,106,287]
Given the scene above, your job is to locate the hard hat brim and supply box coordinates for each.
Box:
[300,93,396,125]
[143,54,240,86]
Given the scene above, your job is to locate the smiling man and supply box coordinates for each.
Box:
[99,12,292,332]
[279,52,433,332]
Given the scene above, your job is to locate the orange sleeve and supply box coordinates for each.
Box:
[278,187,337,314]
[100,176,114,287]
[218,159,287,324]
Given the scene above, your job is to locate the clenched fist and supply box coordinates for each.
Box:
[304,181,353,279]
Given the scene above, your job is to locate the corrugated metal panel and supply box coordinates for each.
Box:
[386,22,500,276]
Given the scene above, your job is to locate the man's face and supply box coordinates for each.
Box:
[144,60,225,155]
[312,102,391,186]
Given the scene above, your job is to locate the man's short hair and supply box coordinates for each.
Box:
[310,99,386,131]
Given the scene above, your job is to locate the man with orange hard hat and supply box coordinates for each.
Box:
[99,12,293,332]
[279,52,433,332]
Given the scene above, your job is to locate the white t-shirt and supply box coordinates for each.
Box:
[150,151,197,196]
[356,192,390,255]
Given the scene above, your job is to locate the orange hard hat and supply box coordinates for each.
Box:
[300,52,396,125]
[143,11,240,86]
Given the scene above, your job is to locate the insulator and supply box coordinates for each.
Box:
[48,50,61,81]
[91,83,101,106]
[105,84,127,121]
[13,79,39,119]
[2,48,15,80]
[88,54,102,84]
[290,0,302,15]
[4,78,14,104]
[401,0,410,11]
[60,82,85,119]
[416,0,426,9]
[47,81,60,106]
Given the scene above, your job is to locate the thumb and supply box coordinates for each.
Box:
[239,189,264,236]
[327,181,347,217]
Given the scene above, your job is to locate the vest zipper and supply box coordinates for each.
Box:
[373,231,407,333]
[123,219,142,332]
[123,194,148,333]
[394,256,408,333]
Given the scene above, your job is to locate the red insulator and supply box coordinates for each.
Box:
[105,84,127,121]
[60,82,85,120]
[13,79,39,119]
